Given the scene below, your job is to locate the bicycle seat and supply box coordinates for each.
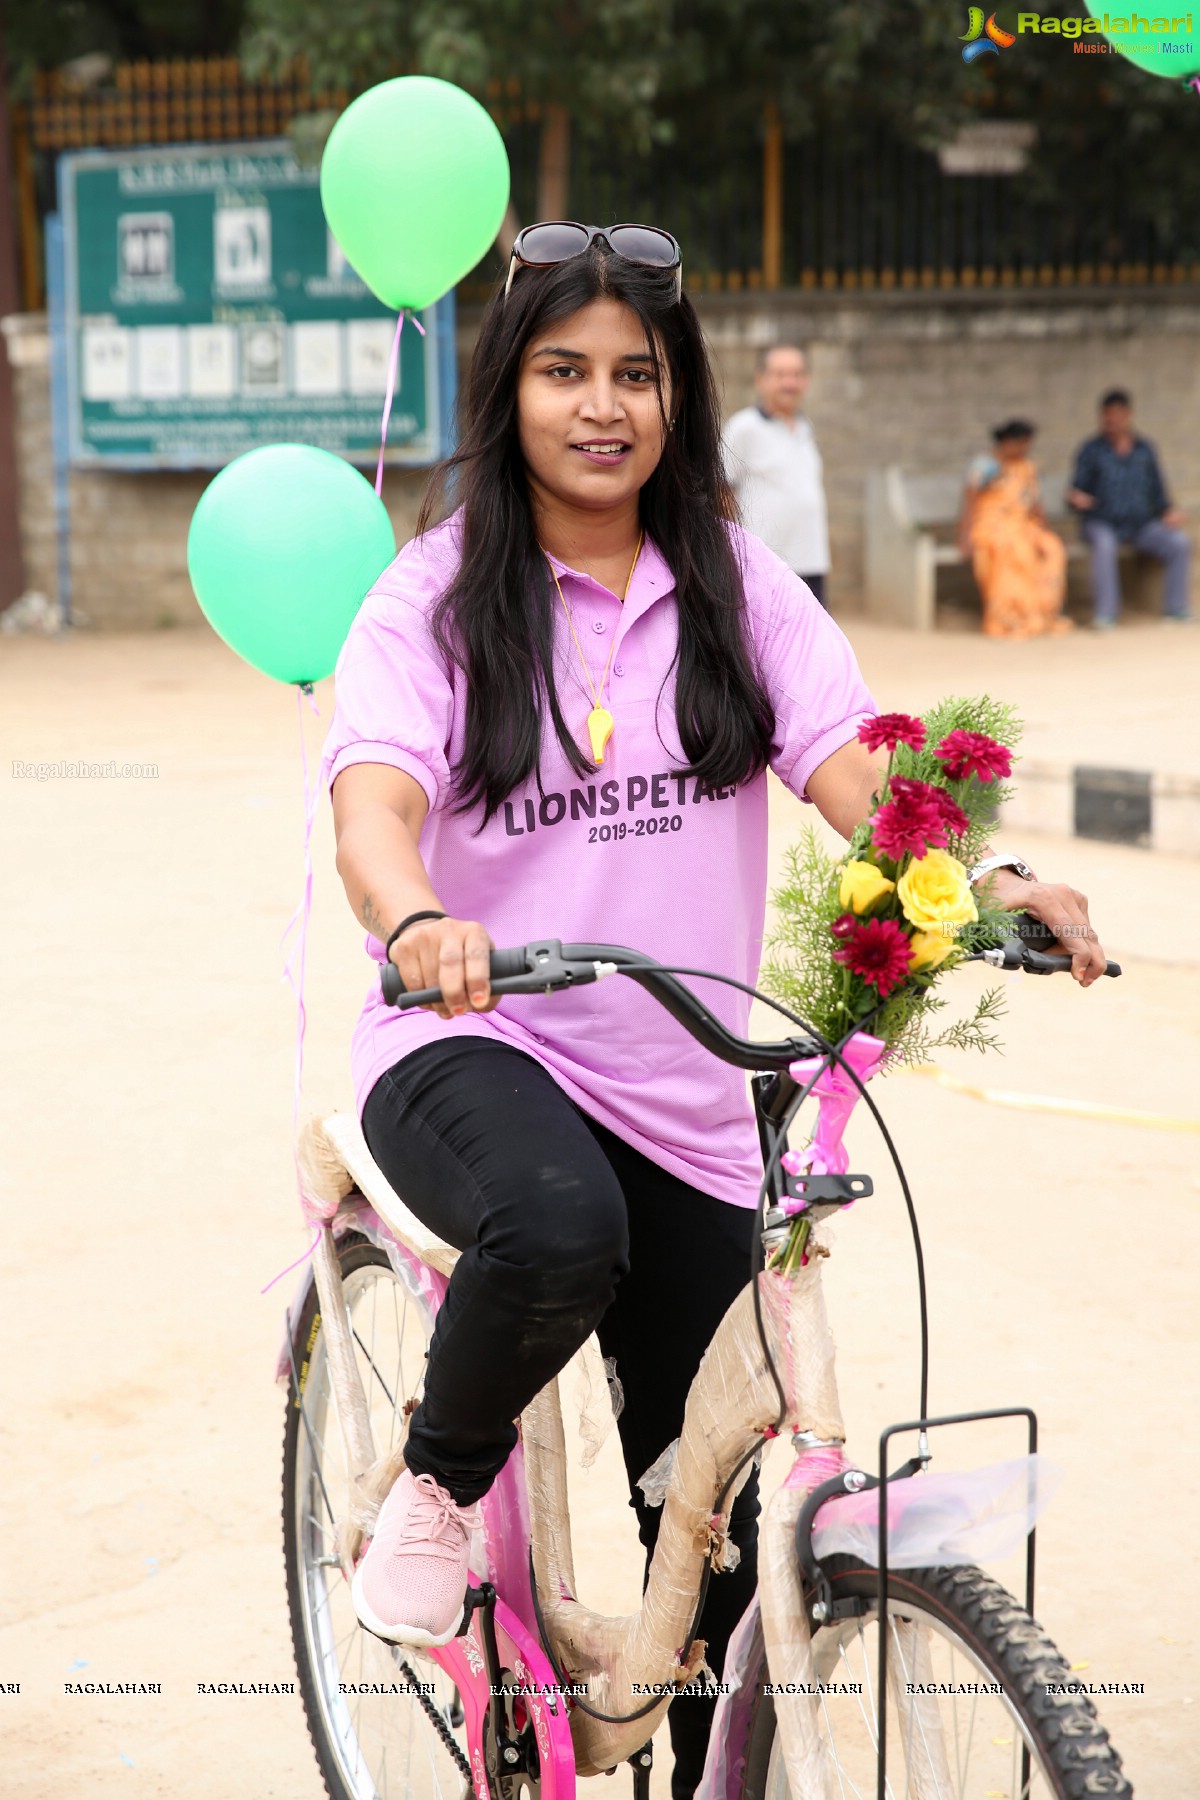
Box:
[294,1115,621,1468]
[299,1111,460,1277]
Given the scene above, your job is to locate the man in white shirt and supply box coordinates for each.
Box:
[721,344,831,608]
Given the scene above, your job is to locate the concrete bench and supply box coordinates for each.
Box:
[863,465,1153,630]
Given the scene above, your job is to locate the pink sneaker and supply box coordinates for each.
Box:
[351,1469,479,1647]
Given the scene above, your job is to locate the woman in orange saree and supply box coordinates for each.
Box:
[960,420,1071,638]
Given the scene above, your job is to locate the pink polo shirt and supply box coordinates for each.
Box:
[321,514,876,1208]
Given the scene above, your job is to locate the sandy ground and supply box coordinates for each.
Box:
[2,627,1198,1796]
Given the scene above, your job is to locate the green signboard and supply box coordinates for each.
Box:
[59,141,451,469]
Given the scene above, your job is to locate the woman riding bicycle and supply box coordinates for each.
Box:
[322,221,1108,1800]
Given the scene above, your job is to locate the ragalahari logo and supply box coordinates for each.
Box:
[961,8,1017,59]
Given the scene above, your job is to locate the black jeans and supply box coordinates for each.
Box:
[361,1037,761,1799]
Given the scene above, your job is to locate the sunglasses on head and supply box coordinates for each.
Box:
[504,221,683,301]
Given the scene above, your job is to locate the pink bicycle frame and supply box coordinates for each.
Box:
[309,1032,889,1800]
[391,1248,578,1800]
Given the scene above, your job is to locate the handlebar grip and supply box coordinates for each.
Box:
[379,943,532,1007]
[489,946,532,980]
[1005,911,1122,978]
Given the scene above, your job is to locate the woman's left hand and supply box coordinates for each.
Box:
[988,868,1108,987]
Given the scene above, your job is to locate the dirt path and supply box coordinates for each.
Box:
[2,630,1196,1795]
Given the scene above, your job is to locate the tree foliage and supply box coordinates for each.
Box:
[6,0,1195,245]
[237,0,1198,238]
[241,0,673,150]
[5,0,244,94]
[665,1,1196,237]
[241,0,674,215]
[665,0,984,146]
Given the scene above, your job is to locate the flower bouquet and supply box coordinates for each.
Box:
[760,697,1022,1273]
[764,696,1024,1068]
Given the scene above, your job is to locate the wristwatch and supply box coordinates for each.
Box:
[967,853,1038,887]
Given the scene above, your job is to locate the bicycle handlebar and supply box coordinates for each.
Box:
[981,909,1122,979]
[378,913,1120,1073]
[380,939,822,1072]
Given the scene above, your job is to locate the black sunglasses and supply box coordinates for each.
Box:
[504,221,683,301]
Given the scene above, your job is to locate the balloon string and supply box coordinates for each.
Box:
[261,1220,324,1294]
[374,309,427,497]
[262,680,328,1297]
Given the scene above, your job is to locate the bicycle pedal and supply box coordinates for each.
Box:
[455,1582,495,1636]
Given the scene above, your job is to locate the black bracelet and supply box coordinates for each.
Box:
[384,910,447,955]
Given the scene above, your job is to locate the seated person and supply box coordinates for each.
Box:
[1066,388,1193,630]
[959,420,1070,639]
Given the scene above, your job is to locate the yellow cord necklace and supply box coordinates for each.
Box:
[546,531,643,765]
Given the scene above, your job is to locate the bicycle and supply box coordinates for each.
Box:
[278,916,1131,1800]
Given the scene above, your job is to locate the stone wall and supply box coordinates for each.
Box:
[5,286,1199,626]
[687,286,1200,605]
[0,314,430,630]
[2,317,55,608]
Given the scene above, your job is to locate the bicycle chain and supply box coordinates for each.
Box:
[396,1655,473,1785]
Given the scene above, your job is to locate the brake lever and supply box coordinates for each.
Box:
[391,944,618,1011]
[969,941,1122,978]
[521,939,616,989]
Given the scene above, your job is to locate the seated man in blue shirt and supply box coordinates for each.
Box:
[1066,388,1193,630]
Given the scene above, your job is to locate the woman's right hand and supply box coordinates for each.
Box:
[387,915,498,1019]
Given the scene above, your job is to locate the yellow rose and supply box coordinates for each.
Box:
[896,849,979,934]
[838,859,896,914]
[908,928,957,973]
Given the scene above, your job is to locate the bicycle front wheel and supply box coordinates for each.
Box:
[281,1232,473,1800]
[738,1558,1131,1800]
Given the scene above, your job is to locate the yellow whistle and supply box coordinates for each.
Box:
[586,705,615,764]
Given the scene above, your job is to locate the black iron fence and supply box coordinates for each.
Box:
[16,61,1200,311]
[778,124,1200,292]
[470,106,1200,297]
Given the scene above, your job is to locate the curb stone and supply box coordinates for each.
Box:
[1002,761,1200,856]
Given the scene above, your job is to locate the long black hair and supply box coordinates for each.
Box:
[417,245,777,823]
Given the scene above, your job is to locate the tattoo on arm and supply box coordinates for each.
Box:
[361,892,389,940]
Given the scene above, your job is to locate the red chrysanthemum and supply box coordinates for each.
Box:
[858,712,927,755]
[929,785,970,839]
[871,777,950,861]
[832,917,913,997]
[890,776,949,810]
[933,729,1013,783]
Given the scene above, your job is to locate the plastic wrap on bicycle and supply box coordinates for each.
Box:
[520,1241,845,1774]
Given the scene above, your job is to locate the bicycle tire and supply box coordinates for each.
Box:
[281,1231,472,1800]
[736,1556,1132,1800]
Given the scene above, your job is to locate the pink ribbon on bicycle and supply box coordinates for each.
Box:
[781,1030,887,1201]
[374,308,427,498]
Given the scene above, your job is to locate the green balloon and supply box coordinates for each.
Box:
[1084,3,1200,76]
[187,445,396,685]
[320,76,511,310]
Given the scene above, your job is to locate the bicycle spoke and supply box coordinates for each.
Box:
[817,1683,864,1800]
[759,1584,1083,1800]
[820,1627,888,1800]
[887,1614,951,1797]
[887,1619,917,1800]
[950,1637,980,1797]
[287,1250,472,1800]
